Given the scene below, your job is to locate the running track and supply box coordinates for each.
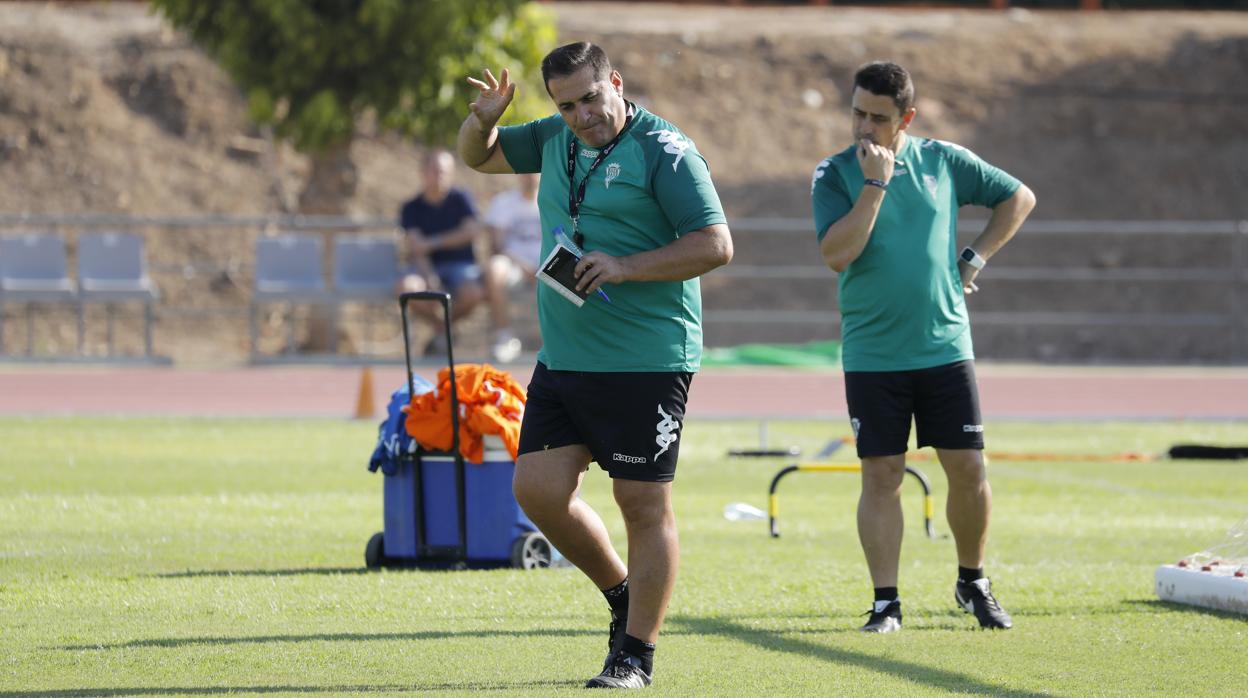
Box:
[0,364,1245,421]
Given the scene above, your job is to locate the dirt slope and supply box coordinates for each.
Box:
[5,2,1247,219]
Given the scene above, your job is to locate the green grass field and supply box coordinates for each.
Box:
[2,417,1247,696]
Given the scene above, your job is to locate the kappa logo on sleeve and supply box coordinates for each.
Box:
[646,129,689,171]
[811,160,830,192]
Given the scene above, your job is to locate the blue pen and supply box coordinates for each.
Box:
[553,226,612,303]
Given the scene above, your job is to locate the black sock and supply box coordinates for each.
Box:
[602,578,629,619]
[958,566,984,584]
[873,586,899,603]
[619,634,655,675]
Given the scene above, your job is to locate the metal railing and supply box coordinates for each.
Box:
[2,214,1246,364]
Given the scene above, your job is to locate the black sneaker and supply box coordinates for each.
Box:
[603,609,627,668]
[955,577,1013,629]
[585,651,652,689]
[860,599,902,633]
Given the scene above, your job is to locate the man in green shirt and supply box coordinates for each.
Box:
[458,42,732,688]
[812,62,1036,633]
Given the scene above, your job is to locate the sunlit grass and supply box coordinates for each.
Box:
[1,417,1246,696]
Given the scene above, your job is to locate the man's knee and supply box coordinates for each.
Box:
[861,456,906,495]
[939,449,986,489]
[613,480,672,528]
[513,449,585,515]
[513,469,567,514]
[397,274,427,295]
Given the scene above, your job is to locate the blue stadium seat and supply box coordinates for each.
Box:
[251,234,330,357]
[78,232,158,357]
[331,235,401,356]
[333,235,399,300]
[0,233,78,355]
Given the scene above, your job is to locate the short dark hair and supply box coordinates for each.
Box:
[853,61,915,114]
[541,42,612,91]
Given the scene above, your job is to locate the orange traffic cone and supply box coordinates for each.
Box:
[354,366,376,420]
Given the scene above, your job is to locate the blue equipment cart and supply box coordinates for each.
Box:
[364,291,554,570]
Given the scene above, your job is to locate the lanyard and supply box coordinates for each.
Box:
[565,104,634,247]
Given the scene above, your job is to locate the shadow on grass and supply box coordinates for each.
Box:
[0,680,579,697]
[153,567,369,578]
[54,628,597,651]
[670,615,1050,697]
[1125,597,1248,620]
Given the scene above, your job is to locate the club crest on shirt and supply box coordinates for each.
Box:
[604,162,621,189]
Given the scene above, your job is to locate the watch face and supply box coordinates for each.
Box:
[961,248,975,262]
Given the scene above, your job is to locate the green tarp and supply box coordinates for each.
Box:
[702,340,841,368]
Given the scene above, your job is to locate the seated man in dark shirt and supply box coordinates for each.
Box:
[397,148,485,347]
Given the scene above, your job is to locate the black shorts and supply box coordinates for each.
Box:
[844,360,984,458]
[518,362,693,482]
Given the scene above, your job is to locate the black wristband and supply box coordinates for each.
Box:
[864,178,888,190]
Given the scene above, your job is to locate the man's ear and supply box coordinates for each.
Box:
[610,69,623,94]
[899,107,917,131]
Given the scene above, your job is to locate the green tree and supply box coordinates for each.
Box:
[150,0,556,213]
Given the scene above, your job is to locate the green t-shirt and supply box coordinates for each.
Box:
[812,136,1021,372]
[497,105,726,372]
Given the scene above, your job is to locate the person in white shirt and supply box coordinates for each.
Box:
[484,172,541,362]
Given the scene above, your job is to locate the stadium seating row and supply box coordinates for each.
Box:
[251,234,401,358]
[0,233,403,360]
[0,232,157,358]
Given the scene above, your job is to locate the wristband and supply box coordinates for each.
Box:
[960,247,986,270]
[863,178,888,190]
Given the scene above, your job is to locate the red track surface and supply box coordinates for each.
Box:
[1,364,1245,421]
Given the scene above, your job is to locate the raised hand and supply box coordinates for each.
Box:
[466,68,516,132]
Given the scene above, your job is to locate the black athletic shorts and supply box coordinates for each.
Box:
[843,359,984,458]
[518,362,693,482]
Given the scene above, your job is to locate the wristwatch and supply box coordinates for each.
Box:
[960,247,986,270]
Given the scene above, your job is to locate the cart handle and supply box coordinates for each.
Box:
[398,291,462,461]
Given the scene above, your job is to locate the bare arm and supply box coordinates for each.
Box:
[958,184,1037,292]
[458,68,516,174]
[820,140,894,273]
[405,219,482,257]
[820,186,886,273]
[573,223,733,294]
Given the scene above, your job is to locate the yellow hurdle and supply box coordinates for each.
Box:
[767,461,936,540]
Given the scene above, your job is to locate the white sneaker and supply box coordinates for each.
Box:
[491,332,522,363]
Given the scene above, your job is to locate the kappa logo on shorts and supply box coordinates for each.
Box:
[613,453,646,464]
[655,404,680,458]
[963,424,984,433]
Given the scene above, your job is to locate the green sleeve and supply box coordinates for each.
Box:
[812,158,851,242]
[650,137,726,234]
[943,142,1021,208]
[496,115,562,174]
